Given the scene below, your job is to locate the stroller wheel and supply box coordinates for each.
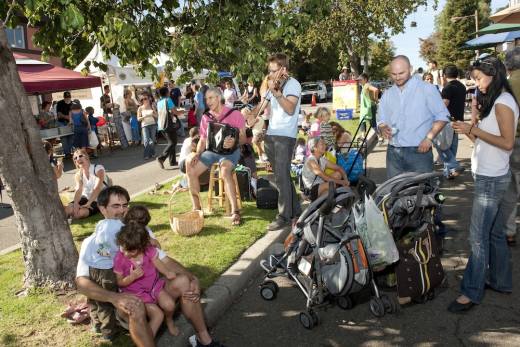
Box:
[259,281,278,301]
[380,294,398,314]
[369,297,385,318]
[336,295,354,310]
[299,311,315,330]
[310,310,320,326]
[412,295,428,304]
[426,290,435,301]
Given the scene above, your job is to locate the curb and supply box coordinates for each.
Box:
[0,175,181,256]
[157,226,291,347]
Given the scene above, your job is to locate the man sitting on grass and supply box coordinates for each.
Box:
[75,185,225,347]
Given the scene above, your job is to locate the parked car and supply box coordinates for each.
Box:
[324,82,333,101]
[301,81,327,104]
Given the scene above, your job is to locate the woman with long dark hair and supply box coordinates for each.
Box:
[449,57,518,313]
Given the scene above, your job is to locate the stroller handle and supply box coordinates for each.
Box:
[390,172,443,198]
[319,181,336,215]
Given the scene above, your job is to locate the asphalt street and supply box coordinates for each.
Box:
[212,136,520,347]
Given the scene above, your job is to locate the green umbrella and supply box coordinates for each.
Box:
[475,23,520,35]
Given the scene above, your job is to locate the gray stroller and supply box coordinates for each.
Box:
[259,183,398,330]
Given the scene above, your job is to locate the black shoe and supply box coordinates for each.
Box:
[267,218,291,231]
[195,339,227,347]
[447,299,475,313]
[485,283,512,294]
[157,158,165,169]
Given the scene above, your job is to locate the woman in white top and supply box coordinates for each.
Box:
[301,137,349,201]
[64,149,107,219]
[223,81,237,108]
[137,92,158,159]
[449,57,518,313]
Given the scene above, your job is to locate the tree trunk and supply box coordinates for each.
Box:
[0,27,78,289]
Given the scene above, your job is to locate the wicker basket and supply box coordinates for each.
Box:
[168,192,204,236]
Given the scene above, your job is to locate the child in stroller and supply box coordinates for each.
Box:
[259,183,397,329]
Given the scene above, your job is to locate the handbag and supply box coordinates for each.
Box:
[395,225,445,302]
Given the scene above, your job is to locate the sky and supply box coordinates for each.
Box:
[390,0,510,70]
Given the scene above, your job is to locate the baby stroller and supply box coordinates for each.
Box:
[371,172,446,304]
[259,183,397,330]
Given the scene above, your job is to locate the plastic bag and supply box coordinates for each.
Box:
[88,131,99,148]
[433,123,454,151]
[353,195,399,269]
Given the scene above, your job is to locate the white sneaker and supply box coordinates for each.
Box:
[189,335,197,347]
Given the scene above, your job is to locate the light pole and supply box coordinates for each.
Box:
[451,9,479,57]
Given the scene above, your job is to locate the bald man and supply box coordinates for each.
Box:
[377,55,449,178]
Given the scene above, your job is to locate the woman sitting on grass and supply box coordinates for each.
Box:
[64,149,106,219]
[301,137,349,201]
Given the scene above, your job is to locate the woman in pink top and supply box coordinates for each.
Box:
[114,222,179,337]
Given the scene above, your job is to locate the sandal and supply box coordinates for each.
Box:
[231,211,241,226]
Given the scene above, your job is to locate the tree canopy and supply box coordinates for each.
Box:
[421,0,491,70]
[3,0,432,82]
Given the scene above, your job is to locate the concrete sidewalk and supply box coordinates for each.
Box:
[209,135,520,347]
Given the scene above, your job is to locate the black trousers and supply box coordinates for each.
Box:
[158,128,178,165]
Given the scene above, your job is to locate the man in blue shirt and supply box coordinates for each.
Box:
[378,55,449,179]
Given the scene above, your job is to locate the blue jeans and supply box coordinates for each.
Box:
[57,121,73,155]
[142,124,157,158]
[386,145,433,179]
[438,134,460,177]
[461,172,512,303]
[130,114,141,142]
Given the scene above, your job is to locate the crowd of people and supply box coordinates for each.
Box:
[37,46,520,347]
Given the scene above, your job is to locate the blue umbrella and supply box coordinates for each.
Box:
[463,30,520,49]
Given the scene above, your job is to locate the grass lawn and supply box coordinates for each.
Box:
[0,183,276,347]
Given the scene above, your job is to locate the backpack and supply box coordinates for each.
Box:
[158,100,180,132]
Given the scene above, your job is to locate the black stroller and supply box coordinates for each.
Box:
[259,183,397,330]
[371,172,446,304]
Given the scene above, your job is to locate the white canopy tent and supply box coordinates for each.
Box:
[74,44,209,115]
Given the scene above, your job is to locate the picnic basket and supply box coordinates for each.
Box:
[168,192,204,236]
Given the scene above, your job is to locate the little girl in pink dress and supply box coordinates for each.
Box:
[114,221,179,337]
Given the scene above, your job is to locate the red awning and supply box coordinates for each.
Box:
[14,54,101,94]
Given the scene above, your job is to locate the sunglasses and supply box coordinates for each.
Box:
[472,59,494,68]
[73,154,85,161]
[141,97,148,101]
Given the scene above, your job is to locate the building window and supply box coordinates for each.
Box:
[5,26,26,49]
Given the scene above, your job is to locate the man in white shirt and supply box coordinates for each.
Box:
[263,53,302,230]
[76,186,222,347]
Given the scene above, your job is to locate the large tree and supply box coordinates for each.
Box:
[0,23,78,288]
[286,0,432,76]
[433,0,491,69]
